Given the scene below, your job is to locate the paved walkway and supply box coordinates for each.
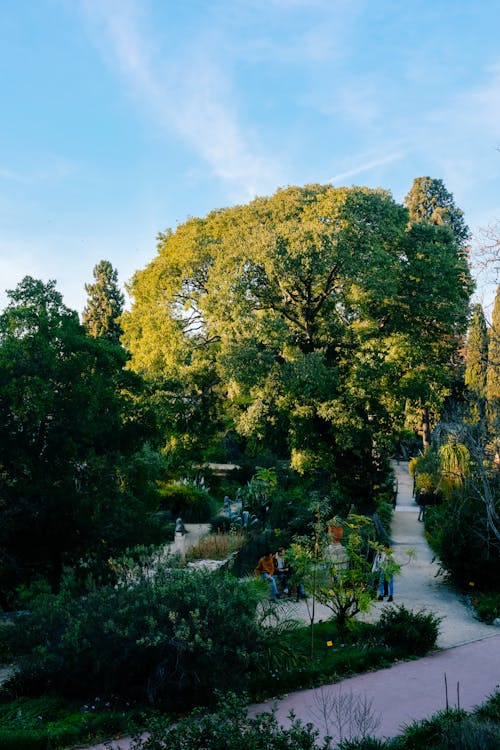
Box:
[277,460,496,648]
[60,463,500,746]
[249,461,500,743]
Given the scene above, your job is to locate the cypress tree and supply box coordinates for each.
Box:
[465,303,488,396]
[487,286,500,411]
[82,260,125,342]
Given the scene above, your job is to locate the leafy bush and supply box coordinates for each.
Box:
[375,605,440,655]
[129,691,330,749]
[4,567,267,708]
[470,591,500,624]
[0,695,132,750]
[425,489,500,590]
[391,707,500,750]
[157,482,217,522]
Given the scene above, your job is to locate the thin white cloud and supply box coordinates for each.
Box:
[81,0,282,199]
[330,152,404,184]
[0,161,73,185]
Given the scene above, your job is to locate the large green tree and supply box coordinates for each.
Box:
[122,183,473,501]
[402,178,473,448]
[0,277,157,605]
[82,259,125,342]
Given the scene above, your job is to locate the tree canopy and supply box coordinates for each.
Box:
[122,182,473,501]
[0,277,159,604]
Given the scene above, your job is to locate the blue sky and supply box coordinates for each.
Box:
[1,0,500,316]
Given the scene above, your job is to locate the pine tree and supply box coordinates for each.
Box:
[82,260,125,342]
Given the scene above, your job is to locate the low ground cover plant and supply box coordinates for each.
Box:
[469,591,500,624]
[0,694,134,750]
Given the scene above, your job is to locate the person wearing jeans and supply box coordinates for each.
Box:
[255,552,280,600]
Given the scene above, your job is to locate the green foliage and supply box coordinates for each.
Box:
[404,176,470,248]
[4,565,267,708]
[122,182,472,507]
[470,591,500,623]
[289,511,380,639]
[425,480,500,590]
[0,695,132,750]
[130,692,327,750]
[465,304,488,401]
[0,277,162,606]
[392,708,500,750]
[476,691,500,721]
[487,285,500,430]
[82,259,125,342]
[375,604,440,655]
[157,482,217,522]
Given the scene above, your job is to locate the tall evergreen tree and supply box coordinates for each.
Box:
[82,260,125,342]
[404,177,473,448]
[405,176,470,249]
[465,303,488,429]
[465,303,488,397]
[486,286,500,433]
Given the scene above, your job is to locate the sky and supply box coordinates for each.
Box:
[1,0,500,317]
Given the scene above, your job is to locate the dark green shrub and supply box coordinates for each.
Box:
[210,514,233,533]
[373,502,393,537]
[476,690,500,721]
[0,695,131,750]
[425,479,500,591]
[375,605,440,655]
[392,708,467,749]
[435,716,500,749]
[157,482,217,522]
[393,708,500,750]
[5,568,266,708]
[129,691,329,749]
[470,591,500,624]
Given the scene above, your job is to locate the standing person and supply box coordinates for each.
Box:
[373,547,394,602]
[274,548,291,594]
[255,552,280,600]
[417,487,427,522]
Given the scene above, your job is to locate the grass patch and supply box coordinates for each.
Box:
[0,694,136,750]
[185,530,246,561]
